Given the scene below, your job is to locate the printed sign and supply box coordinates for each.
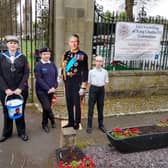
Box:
[115,22,164,61]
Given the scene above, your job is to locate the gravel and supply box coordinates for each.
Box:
[83,145,168,168]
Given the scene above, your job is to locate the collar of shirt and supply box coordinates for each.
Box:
[94,67,102,71]
[3,50,22,58]
[40,59,51,64]
[70,48,79,53]
[10,56,15,64]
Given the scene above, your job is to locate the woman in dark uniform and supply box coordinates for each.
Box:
[0,35,29,142]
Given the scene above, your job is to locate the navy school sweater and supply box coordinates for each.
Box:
[34,61,58,92]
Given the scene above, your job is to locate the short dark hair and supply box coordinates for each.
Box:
[69,34,80,43]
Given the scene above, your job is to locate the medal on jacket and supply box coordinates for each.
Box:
[11,63,16,72]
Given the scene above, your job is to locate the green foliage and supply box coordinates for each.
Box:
[71,160,80,167]
[75,141,90,149]
[118,12,128,19]
[103,10,112,19]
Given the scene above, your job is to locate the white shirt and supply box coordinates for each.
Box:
[40,59,51,64]
[88,67,109,87]
[10,56,15,64]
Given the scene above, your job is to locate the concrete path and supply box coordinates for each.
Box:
[0,107,60,168]
[1,105,168,167]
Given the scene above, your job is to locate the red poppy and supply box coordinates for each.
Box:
[112,127,123,133]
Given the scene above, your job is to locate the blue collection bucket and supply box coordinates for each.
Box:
[5,95,23,120]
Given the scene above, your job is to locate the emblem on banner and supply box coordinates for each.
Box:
[118,23,129,40]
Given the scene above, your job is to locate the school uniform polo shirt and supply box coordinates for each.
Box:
[88,67,109,87]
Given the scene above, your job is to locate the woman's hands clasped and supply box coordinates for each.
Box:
[5,88,22,96]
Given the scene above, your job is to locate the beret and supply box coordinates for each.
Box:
[39,47,51,53]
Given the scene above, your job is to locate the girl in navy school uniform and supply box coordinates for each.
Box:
[34,47,58,133]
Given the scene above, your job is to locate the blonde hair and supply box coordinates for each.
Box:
[95,55,104,61]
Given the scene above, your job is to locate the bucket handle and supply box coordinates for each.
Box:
[5,94,24,105]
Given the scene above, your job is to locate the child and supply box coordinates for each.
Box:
[86,55,109,134]
[34,47,58,133]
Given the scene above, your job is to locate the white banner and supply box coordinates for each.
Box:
[114,22,164,61]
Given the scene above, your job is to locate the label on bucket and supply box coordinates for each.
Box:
[6,99,23,119]
[6,99,23,106]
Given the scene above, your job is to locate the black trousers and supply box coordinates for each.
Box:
[87,85,105,128]
[64,76,81,125]
[36,91,55,127]
[0,90,28,137]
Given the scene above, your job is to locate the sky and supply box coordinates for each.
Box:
[96,0,168,19]
[149,0,168,18]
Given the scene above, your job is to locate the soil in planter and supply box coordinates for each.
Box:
[133,125,168,135]
[56,146,85,164]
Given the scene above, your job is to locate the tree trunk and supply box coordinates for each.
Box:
[125,0,134,21]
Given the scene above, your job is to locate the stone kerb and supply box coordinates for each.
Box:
[60,127,77,147]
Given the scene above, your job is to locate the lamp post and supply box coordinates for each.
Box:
[94,0,103,14]
[138,6,147,22]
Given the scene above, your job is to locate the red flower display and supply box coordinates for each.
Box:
[58,156,96,168]
[157,118,168,127]
[112,127,140,139]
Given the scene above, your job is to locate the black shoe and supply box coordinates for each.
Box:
[0,136,8,143]
[51,119,56,128]
[19,134,29,141]
[99,125,106,133]
[51,123,56,128]
[86,128,92,134]
[62,123,73,128]
[74,123,79,130]
[43,126,50,133]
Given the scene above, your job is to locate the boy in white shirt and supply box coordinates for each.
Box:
[86,56,109,134]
